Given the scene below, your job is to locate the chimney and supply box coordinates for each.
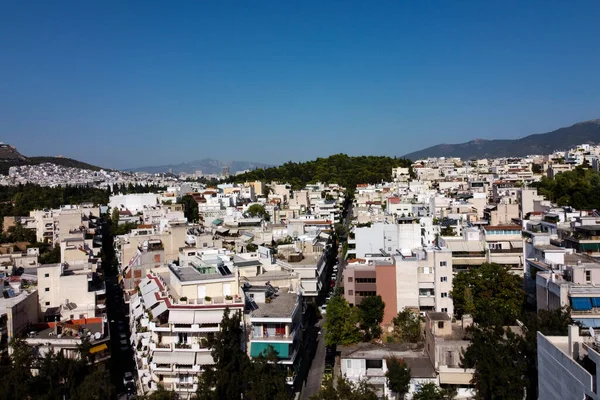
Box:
[568,324,579,358]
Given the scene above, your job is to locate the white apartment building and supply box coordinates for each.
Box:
[130,265,245,396]
[37,262,106,321]
[109,193,160,213]
[350,218,421,259]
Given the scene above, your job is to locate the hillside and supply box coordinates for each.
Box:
[0,144,105,175]
[127,158,271,175]
[229,153,412,191]
[404,119,600,160]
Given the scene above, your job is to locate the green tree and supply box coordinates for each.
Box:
[245,347,289,400]
[385,357,411,399]
[247,204,270,221]
[111,207,120,227]
[324,296,361,346]
[39,245,61,264]
[461,326,528,400]
[359,295,385,340]
[451,263,524,327]
[179,194,199,223]
[392,309,422,343]
[412,383,456,400]
[311,376,379,400]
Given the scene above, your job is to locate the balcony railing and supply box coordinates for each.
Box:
[489,248,521,254]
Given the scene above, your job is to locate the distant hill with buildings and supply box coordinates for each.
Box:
[0,143,104,175]
[126,158,272,175]
[403,119,600,161]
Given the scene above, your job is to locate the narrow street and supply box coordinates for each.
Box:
[300,200,352,399]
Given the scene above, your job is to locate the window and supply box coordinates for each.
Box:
[356,278,376,283]
[346,360,352,369]
[440,261,447,267]
[440,276,447,282]
[44,273,49,278]
[357,291,376,297]
[586,270,592,283]
[438,321,445,329]
[365,359,383,369]
[45,288,50,292]
[348,290,354,296]
[441,292,448,298]
[489,243,501,250]
[348,277,353,283]
[45,302,50,306]
[203,243,208,248]
[441,308,448,313]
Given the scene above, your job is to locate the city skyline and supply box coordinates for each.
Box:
[1,1,600,169]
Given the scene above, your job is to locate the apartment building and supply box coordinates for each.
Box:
[130,266,245,396]
[340,343,437,399]
[424,312,475,399]
[538,325,600,400]
[0,290,39,347]
[350,218,421,259]
[37,262,106,321]
[438,228,486,272]
[122,239,166,293]
[247,285,304,385]
[483,225,524,275]
[30,204,99,244]
[536,254,600,328]
[565,225,600,257]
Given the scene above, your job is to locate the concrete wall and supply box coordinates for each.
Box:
[376,263,397,325]
[396,258,419,311]
[537,333,597,400]
[0,290,39,340]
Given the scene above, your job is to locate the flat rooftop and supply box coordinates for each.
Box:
[169,264,232,282]
[251,291,298,319]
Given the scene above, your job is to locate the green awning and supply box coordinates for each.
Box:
[212,218,223,226]
[250,342,289,358]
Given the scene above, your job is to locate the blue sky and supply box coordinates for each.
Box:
[1,1,600,169]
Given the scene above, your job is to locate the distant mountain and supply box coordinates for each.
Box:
[127,158,272,175]
[0,143,105,175]
[403,119,600,160]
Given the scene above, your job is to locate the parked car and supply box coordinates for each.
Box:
[123,371,134,387]
[320,305,327,315]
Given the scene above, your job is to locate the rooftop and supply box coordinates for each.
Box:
[251,291,298,319]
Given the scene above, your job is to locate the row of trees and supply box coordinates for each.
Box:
[110,183,166,195]
[229,154,412,192]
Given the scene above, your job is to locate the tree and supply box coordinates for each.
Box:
[196,308,288,400]
[324,296,361,346]
[461,326,528,400]
[385,357,411,399]
[412,383,456,400]
[179,194,199,223]
[451,263,524,327]
[392,309,422,343]
[358,295,385,340]
[247,204,270,222]
[311,376,379,400]
[111,207,120,227]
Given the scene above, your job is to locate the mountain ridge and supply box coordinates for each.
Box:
[126,158,272,175]
[404,119,600,160]
[0,144,106,175]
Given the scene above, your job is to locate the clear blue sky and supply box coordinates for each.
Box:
[2,1,600,169]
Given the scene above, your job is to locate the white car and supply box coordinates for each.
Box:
[123,371,134,387]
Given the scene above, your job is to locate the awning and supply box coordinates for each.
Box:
[250,342,290,358]
[196,353,214,365]
[571,297,592,311]
[90,343,108,354]
[168,311,195,324]
[194,311,224,324]
[152,302,168,318]
[152,351,195,365]
[592,298,600,307]
[140,280,159,296]
[142,292,159,309]
[216,227,230,234]
[574,318,600,328]
[133,303,144,320]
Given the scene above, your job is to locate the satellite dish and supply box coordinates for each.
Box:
[94,332,101,340]
[590,327,595,338]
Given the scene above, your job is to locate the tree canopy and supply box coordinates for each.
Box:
[229,154,412,192]
[391,309,422,343]
[451,263,524,327]
[533,166,600,209]
[412,383,457,400]
[385,357,411,398]
[461,326,528,400]
[246,204,270,221]
[358,295,385,340]
[310,376,379,400]
[324,295,361,346]
[179,194,199,223]
[196,308,289,400]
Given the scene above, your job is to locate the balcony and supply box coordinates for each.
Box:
[174,383,198,392]
[250,329,296,343]
[489,248,521,254]
[365,368,385,377]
